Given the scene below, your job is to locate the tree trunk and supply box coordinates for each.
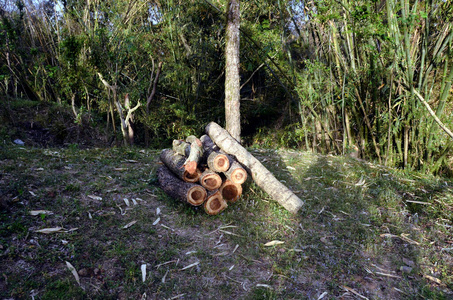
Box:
[160,149,201,183]
[206,122,304,213]
[220,179,242,203]
[204,190,228,215]
[225,0,241,141]
[199,169,223,191]
[157,165,206,206]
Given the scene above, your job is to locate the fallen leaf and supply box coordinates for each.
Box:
[122,220,137,229]
[141,264,147,282]
[29,191,37,197]
[123,198,130,206]
[88,195,102,201]
[66,261,80,285]
[180,261,199,271]
[156,207,161,215]
[132,198,138,206]
[256,284,272,289]
[264,240,285,247]
[152,217,160,226]
[162,270,169,283]
[424,274,442,284]
[35,227,65,234]
[114,168,127,171]
[29,210,54,216]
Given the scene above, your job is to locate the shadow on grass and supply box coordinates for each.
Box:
[234,149,453,299]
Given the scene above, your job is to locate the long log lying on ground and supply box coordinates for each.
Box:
[157,165,206,206]
[220,179,242,203]
[160,149,201,183]
[206,122,304,213]
[200,135,230,172]
[199,169,222,191]
[204,190,228,215]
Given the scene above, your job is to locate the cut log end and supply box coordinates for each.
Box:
[204,191,227,215]
[208,152,230,172]
[184,161,198,176]
[220,180,242,203]
[200,170,222,191]
[183,169,201,183]
[230,168,247,184]
[187,186,207,206]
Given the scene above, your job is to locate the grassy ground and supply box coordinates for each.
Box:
[0,144,452,299]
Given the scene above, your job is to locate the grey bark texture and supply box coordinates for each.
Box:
[225,0,241,141]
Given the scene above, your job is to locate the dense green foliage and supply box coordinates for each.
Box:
[0,0,452,174]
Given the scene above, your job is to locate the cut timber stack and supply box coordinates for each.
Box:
[158,122,304,215]
[158,134,246,215]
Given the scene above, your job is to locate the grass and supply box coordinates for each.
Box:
[0,145,452,299]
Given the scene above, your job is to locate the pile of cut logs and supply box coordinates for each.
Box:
[158,122,304,215]
[158,134,248,215]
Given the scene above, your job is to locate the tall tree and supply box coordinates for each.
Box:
[225,0,241,141]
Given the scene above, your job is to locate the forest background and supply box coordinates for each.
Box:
[1,0,453,176]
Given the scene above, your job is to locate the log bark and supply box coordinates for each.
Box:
[157,165,206,206]
[199,169,223,191]
[201,135,230,172]
[206,122,304,213]
[160,149,201,183]
[204,190,228,215]
[220,179,242,203]
[224,157,247,184]
[184,135,203,175]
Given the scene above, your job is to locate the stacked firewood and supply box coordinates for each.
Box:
[157,134,248,215]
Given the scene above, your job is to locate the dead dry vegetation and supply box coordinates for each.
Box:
[0,145,452,299]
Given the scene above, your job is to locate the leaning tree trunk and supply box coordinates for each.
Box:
[206,122,304,213]
[157,165,206,206]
